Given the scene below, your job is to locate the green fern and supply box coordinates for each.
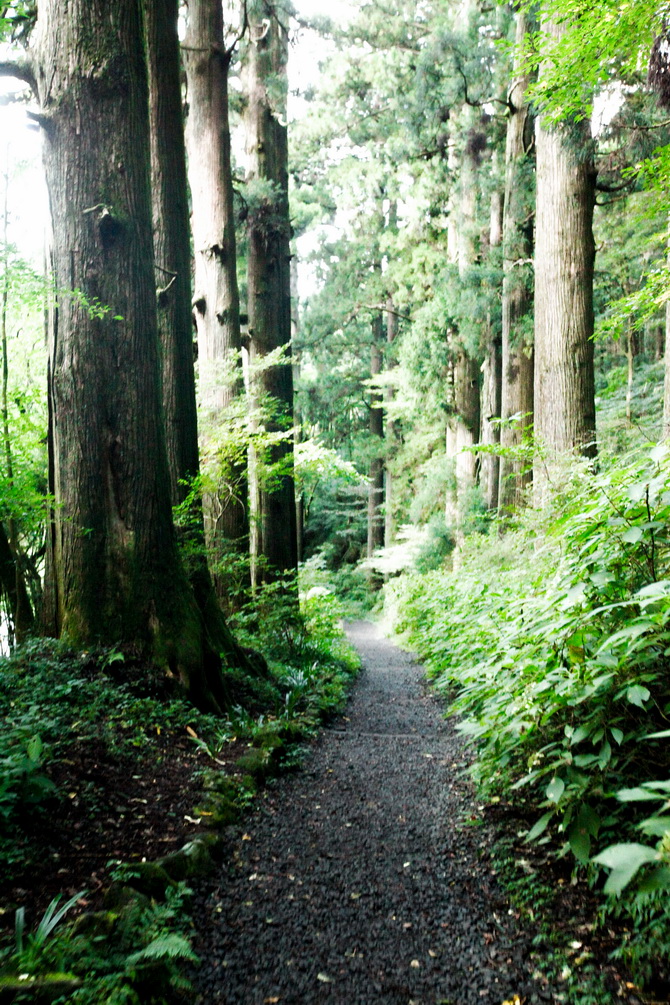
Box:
[125,932,198,968]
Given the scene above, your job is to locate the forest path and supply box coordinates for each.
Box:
[192,621,541,1005]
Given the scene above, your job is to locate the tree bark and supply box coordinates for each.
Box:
[663,232,670,439]
[534,19,597,472]
[145,0,199,507]
[367,312,385,558]
[32,0,259,712]
[499,9,535,514]
[245,0,297,584]
[384,292,398,545]
[480,172,503,512]
[183,0,249,594]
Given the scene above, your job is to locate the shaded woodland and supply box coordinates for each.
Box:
[0,0,670,1000]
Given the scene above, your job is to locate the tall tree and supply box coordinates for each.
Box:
[533,18,597,468]
[367,308,385,559]
[183,0,249,595]
[498,9,534,513]
[245,0,298,583]
[0,0,263,712]
[145,0,199,508]
[480,158,503,512]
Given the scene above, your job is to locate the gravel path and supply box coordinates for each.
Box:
[192,621,544,1005]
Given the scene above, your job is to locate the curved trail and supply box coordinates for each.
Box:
[193,621,542,1004]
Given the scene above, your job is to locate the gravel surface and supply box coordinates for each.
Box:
[192,621,545,1005]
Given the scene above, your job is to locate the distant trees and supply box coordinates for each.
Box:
[292,0,670,578]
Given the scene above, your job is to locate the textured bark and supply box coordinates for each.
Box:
[453,105,481,518]
[499,10,535,514]
[534,19,597,467]
[183,0,249,586]
[245,0,297,583]
[664,235,670,439]
[145,0,199,506]
[367,313,385,558]
[33,0,259,713]
[384,293,398,546]
[445,96,481,530]
[480,177,503,512]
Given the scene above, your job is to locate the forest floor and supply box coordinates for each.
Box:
[190,621,637,1005]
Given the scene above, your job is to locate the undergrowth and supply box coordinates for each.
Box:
[385,444,670,995]
[0,580,359,1003]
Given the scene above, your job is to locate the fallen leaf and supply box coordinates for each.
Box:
[264,998,280,1003]
[410,959,420,968]
[242,833,251,841]
[403,922,412,929]
[186,726,198,739]
[350,892,361,900]
[316,973,332,983]
[428,949,438,958]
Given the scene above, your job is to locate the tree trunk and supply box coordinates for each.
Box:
[33,0,259,713]
[499,9,535,514]
[183,0,249,597]
[384,292,398,545]
[245,1,297,584]
[453,105,481,525]
[367,312,385,558]
[534,19,597,474]
[480,173,503,512]
[145,0,199,507]
[664,232,670,439]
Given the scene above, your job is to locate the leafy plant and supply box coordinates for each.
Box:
[5,890,85,975]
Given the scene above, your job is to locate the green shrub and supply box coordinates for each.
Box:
[386,445,670,985]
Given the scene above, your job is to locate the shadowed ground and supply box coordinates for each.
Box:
[192,621,544,1005]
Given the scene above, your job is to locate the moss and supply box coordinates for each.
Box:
[159,838,214,881]
[194,793,240,827]
[236,747,272,780]
[104,882,151,912]
[0,973,81,1004]
[71,910,118,938]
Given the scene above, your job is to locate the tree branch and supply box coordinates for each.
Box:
[0,57,36,94]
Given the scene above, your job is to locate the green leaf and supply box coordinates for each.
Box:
[525,811,553,843]
[546,776,565,803]
[569,725,591,746]
[626,685,650,708]
[621,526,643,544]
[573,753,599,767]
[569,824,591,863]
[594,843,658,893]
[617,787,663,802]
[639,816,670,838]
[637,866,670,894]
[610,727,624,745]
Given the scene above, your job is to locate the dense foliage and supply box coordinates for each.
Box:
[384,427,670,985]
